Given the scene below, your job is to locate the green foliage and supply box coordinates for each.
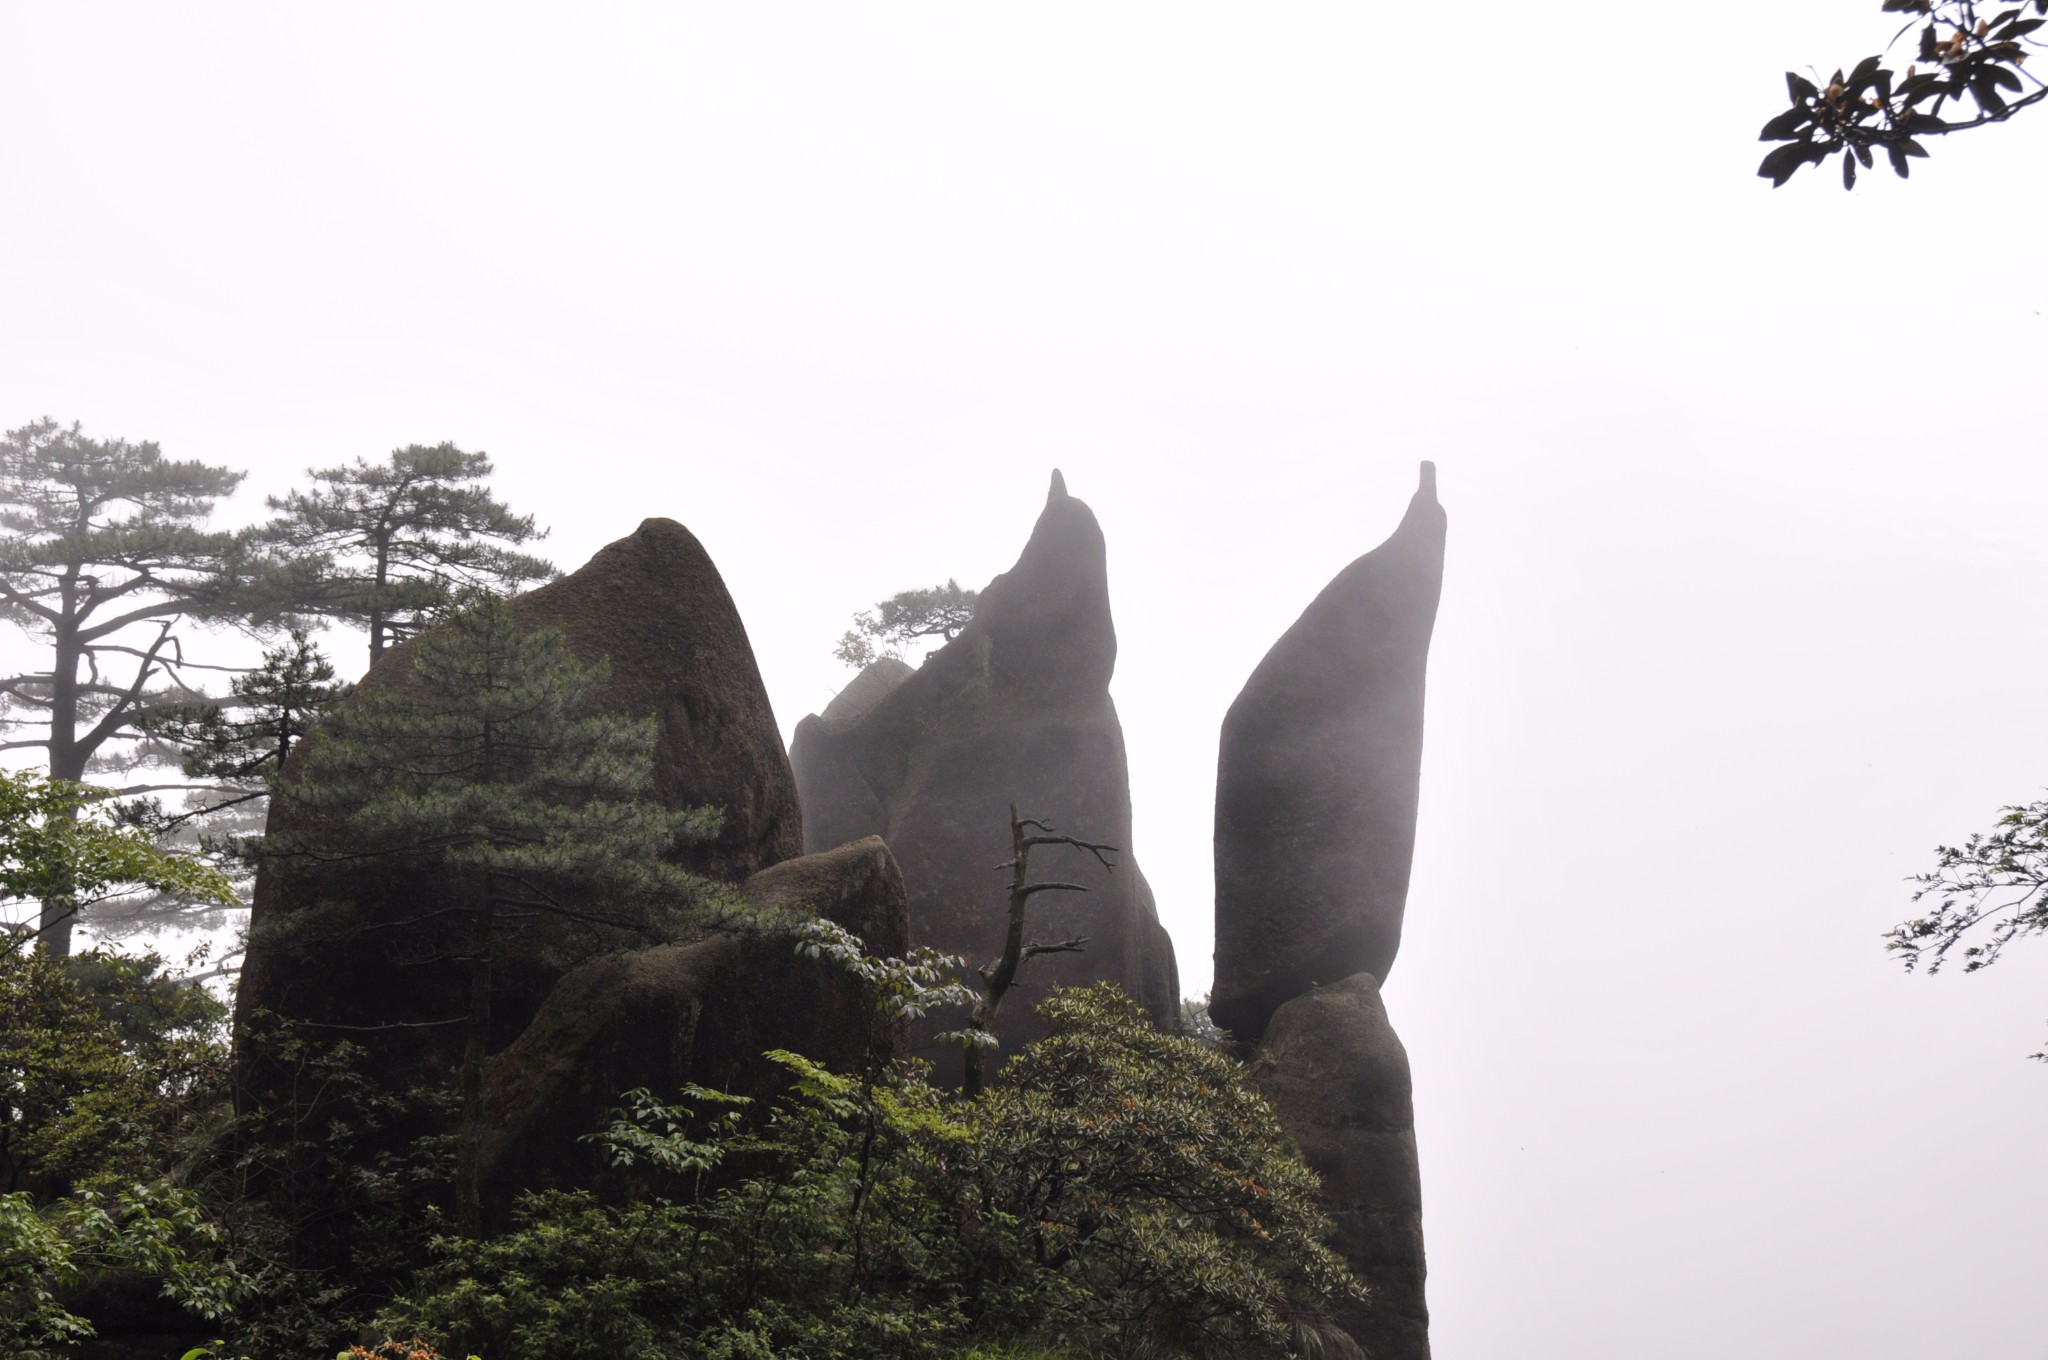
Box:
[385,982,1363,1360]
[262,592,731,969]
[383,1045,971,1360]
[144,630,351,796]
[112,632,352,946]
[968,986,1363,1357]
[1758,0,2047,187]
[1,1181,251,1359]
[258,592,735,1227]
[256,442,557,665]
[0,770,238,951]
[208,1018,459,1356]
[0,416,267,953]
[0,943,247,1357]
[0,944,228,1198]
[834,580,978,669]
[794,916,985,1033]
[1889,795,2048,1059]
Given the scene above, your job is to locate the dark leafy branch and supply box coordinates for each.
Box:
[1888,796,2048,1061]
[1759,0,2048,187]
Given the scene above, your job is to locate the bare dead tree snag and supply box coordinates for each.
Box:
[962,802,1117,1096]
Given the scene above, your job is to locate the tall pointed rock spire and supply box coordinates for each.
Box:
[1211,461,1446,1044]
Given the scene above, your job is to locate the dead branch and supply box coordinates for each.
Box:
[961,802,1118,1097]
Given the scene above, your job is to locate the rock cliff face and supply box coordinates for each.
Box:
[235,516,803,1090]
[789,473,1179,1053]
[1252,974,1430,1360]
[477,837,908,1217]
[482,516,803,883]
[1215,464,1445,1360]
[1211,463,1447,1047]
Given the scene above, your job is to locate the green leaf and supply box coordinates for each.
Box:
[1787,71,1819,102]
[1843,151,1858,189]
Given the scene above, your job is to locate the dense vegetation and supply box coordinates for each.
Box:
[3,933,1364,1359]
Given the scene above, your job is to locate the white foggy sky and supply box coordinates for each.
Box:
[4,6,2047,1356]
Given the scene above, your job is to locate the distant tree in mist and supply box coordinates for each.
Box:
[110,631,351,955]
[833,580,977,669]
[0,418,279,955]
[1759,0,2046,188]
[1889,795,2048,1060]
[254,443,557,668]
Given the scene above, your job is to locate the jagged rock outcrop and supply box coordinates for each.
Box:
[236,516,803,1093]
[789,473,1179,1055]
[1211,463,1446,1047]
[476,837,907,1215]
[1251,974,1429,1360]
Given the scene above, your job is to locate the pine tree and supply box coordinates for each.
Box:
[833,579,978,669]
[142,631,349,818]
[107,632,351,951]
[254,443,557,668]
[0,418,271,955]
[259,594,733,1228]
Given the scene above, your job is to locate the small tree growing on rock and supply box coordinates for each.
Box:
[833,580,977,669]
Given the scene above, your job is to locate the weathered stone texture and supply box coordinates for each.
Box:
[1252,973,1430,1360]
[789,473,1179,1054]
[1211,463,1446,1047]
[476,515,803,883]
[477,837,907,1214]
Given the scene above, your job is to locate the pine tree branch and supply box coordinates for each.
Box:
[76,597,195,644]
[76,622,175,759]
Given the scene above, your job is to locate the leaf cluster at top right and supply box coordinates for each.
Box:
[1759,0,2048,187]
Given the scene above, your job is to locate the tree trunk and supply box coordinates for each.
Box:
[368,533,392,665]
[39,586,85,957]
[961,805,1104,1095]
[454,910,494,1235]
[963,809,1034,1096]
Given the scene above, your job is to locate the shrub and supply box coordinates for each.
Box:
[382,984,1362,1360]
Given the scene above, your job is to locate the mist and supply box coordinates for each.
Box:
[4,6,2046,1356]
